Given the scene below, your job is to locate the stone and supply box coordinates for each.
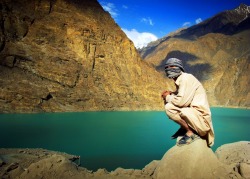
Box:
[0,143,249,179]
[239,163,250,179]
[142,160,159,176]
[215,141,250,165]
[0,0,169,113]
[94,168,109,176]
[216,141,250,179]
[6,162,19,172]
[153,139,239,179]
[0,158,6,167]
[18,154,81,179]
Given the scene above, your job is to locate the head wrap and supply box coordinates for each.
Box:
[165,58,185,78]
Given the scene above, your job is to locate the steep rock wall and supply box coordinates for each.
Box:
[0,0,171,112]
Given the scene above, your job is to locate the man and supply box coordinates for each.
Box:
[161,58,214,147]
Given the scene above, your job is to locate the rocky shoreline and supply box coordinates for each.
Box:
[1,140,249,179]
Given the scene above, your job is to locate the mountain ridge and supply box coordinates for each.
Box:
[140,4,250,108]
[140,3,250,52]
[171,3,250,39]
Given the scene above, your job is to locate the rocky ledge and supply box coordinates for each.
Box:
[0,141,249,179]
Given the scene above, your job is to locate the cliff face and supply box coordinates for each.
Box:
[0,0,170,112]
[140,4,250,108]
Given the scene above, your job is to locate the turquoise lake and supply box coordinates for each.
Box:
[0,108,249,171]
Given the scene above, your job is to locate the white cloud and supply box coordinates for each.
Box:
[196,18,202,24]
[141,17,154,26]
[182,21,191,27]
[122,28,158,49]
[182,18,202,28]
[122,5,128,9]
[100,2,118,18]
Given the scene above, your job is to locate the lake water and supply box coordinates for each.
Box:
[0,108,249,171]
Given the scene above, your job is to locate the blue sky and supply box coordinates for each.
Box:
[98,0,250,48]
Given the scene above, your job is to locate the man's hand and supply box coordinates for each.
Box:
[161,91,172,105]
[161,90,171,99]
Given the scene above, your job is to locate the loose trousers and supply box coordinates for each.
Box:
[165,103,211,137]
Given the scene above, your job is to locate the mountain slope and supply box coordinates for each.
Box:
[170,3,250,39]
[140,4,250,108]
[0,0,171,112]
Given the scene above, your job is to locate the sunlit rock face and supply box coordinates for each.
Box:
[0,0,171,113]
[140,4,250,108]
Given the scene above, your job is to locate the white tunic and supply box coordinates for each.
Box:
[165,72,215,147]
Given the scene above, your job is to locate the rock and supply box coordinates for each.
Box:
[239,163,250,179]
[153,138,240,179]
[0,158,6,167]
[1,143,249,179]
[216,141,250,179]
[142,160,159,176]
[0,0,169,113]
[94,168,109,176]
[6,162,19,172]
[110,167,134,176]
[18,154,92,179]
[109,167,151,179]
[215,141,250,164]
[0,148,95,179]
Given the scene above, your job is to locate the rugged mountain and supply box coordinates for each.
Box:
[0,0,171,113]
[174,3,250,39]
[140,4,250,108]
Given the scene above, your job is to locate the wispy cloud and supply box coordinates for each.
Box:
[195,18,202,24]
[182,18,203,28]
[100,2,118,18]
[122,5,128,9]
[141,17,154,26]
[182,22,191,27]
[122,28,158,49]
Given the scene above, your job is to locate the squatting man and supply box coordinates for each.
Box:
[161,58,214,147]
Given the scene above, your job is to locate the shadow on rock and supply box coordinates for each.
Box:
[157,50,212,82]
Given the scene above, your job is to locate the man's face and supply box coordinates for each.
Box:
[165,65,176,69]
[165,65,179,80]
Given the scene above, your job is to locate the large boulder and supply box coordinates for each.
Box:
[215,141,250,179]
[153,138,242,179]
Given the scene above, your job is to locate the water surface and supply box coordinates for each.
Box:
[0,108,249,171]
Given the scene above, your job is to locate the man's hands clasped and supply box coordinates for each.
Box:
[161,90,172,105]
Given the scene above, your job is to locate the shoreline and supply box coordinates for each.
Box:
[1,141,250,178]
[0,106,249,114]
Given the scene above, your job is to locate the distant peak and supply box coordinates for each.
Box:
[238,3,248,9]
[235,3,250,14]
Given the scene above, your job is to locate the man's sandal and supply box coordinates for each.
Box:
[177,134,200,146]
[171,127,186,139]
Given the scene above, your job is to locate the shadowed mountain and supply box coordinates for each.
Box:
[174,3,250,40]
[156,51,212,82]
[140,4,250,108]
